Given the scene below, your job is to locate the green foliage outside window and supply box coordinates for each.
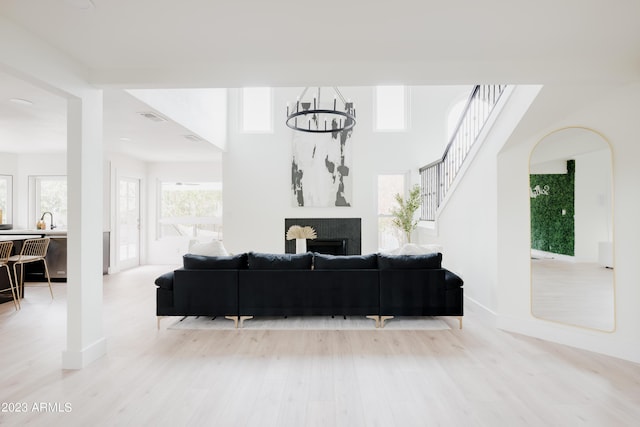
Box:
[159,182,222,238]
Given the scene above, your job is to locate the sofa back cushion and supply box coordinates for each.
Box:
[247,252,313,270]
[183,253,248,270]
[377,253,442,270]
[313,253,378,270]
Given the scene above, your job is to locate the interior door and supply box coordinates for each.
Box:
[118,177,140,270]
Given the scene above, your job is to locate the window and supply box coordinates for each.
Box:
[158,181,222,239]
[374,86,407,131]
[31,176,67,229]
[241,87,273,133]
[0,175,12,225]
[377,174,406,250]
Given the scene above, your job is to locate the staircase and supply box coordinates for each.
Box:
[419,85,507,221]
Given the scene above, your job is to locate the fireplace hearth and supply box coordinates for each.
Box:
[285,218,361,255]
[307,239,347,256]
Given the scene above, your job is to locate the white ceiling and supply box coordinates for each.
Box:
[1,0,639,160]
[0,72,223,162]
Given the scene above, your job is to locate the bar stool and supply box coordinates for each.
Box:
[0,240,19,310]
[8,237,53,302]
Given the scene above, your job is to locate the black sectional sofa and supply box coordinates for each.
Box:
[154,251,464,329]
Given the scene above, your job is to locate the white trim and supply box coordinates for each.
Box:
[497,315,639,364]
[464,295,498,328]
[62,337,107,370]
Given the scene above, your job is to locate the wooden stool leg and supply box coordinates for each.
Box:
[42,260,54,299]
[3,267,19,310]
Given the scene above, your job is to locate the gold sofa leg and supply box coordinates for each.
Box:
[379,316,394,328]
[239,315,253,328]
[366,315,380,328]
[225,316,239,329]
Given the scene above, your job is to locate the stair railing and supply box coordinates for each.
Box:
[419,85,507,221]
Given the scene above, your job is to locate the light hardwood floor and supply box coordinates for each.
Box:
[1,265,639,426]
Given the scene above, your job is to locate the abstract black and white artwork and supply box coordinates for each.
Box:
[291,128,352,207]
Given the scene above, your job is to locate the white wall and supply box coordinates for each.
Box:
[574,149,612,261]
[497,85,640,363]
[223,86,470,255]
[416,85,541,314]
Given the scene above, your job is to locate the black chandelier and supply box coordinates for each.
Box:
[286,87,356,133]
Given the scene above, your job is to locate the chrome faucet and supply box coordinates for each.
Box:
[40,211,56,230]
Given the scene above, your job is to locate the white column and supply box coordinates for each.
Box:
[62,91,106,369]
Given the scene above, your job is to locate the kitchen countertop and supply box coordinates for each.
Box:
[0,229,67,237]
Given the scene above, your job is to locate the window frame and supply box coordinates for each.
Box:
[156,180,223,240]
[0,174,13,225]
[29,175,68,229]
[377,172,409,251]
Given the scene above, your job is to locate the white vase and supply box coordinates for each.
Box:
[295,238,307,254]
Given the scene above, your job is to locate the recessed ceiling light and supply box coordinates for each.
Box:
[138,111,167,122]
[9,98,34,106]
[184,134,204,142]
[119,137,132,142]
[64,0,95,10]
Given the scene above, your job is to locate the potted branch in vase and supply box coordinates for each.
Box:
[391,184,422,244]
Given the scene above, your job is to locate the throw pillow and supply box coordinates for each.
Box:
[247,252,313,270]
[377,253,442,270]
[313,253,378,269]
[188,240,228,257]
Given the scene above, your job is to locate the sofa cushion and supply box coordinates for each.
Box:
[247,252,313,270]
[154,271,175,290]
[377,253,442,270]
[183,253,248,270]
[313,253,378,270]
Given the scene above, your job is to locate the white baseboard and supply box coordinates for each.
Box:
[464,295,497,328]
[496,315,640,364]
[61,337,107,369]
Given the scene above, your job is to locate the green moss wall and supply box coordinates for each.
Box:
[530,160,575,256]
